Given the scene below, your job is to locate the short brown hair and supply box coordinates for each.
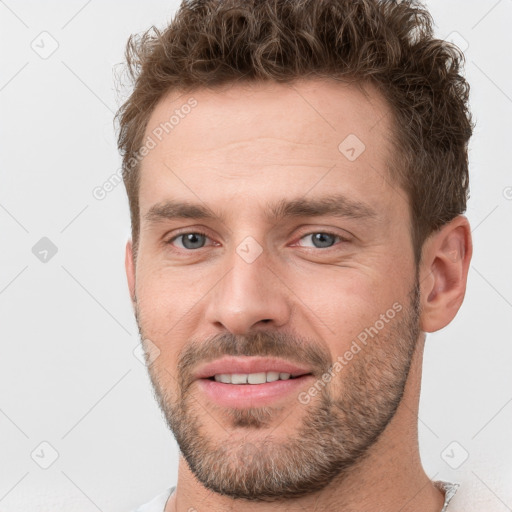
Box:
[115,0,473,263]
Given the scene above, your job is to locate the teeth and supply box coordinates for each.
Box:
[231,374,248,384]
[266,371,280,382]
[213,371,297,384]
[248,372,266,384]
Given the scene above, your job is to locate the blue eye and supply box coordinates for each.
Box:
[298,232,340,249]
[170,232,208,250]
[166,230,344,252]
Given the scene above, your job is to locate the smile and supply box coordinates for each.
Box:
[210,372,304,384]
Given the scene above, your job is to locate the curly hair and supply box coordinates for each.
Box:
[115,0,473,263]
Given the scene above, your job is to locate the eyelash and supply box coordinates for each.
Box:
[165,230,348,251]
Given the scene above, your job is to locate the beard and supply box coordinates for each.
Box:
[134,277,421,502]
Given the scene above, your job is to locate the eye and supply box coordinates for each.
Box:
[165,230,346,252]
[296,232,343,249]
[167,231,210,250]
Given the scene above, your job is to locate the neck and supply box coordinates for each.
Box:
[166,335,445,512]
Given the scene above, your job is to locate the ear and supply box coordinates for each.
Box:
[419,215,472,332]
[125,239,136,306]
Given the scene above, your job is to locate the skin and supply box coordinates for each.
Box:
[125,78,472,512]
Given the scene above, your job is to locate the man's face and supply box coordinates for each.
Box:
[129,79,420,499]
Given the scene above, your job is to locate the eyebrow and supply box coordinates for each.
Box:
[143,194,377,226]
[267,195,377,222]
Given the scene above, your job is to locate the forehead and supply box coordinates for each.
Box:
[145,78,392,155]
[138,78,402,220]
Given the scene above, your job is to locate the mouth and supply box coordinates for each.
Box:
[205,371,310,384]
[193,357,315,408]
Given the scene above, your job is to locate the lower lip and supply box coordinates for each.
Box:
[196,375,314,408]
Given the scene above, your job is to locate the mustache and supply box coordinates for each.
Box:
[176,330,332,392]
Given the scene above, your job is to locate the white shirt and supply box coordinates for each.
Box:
[130,481,459,511]
[131,486,175,512]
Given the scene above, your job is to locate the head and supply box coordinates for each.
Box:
[116,0,473,501]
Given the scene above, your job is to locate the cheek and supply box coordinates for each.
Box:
[135,268,178,341]
[288,265,408,352]
[134,281,183,378]
[135,262,214,344]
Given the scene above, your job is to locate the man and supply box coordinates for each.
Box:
[116,0,474,510]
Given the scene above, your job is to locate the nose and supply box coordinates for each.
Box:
[204,241,292,335]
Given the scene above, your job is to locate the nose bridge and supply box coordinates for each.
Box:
[205,236,291,334]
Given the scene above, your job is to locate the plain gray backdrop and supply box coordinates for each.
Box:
[0,0,511,510]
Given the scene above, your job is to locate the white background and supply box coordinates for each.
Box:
[0,0,511,510]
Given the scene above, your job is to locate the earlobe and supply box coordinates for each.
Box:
[125,239,136,306]
[419,216,472,333]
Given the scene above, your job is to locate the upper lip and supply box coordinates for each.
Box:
[194,356,312,380]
